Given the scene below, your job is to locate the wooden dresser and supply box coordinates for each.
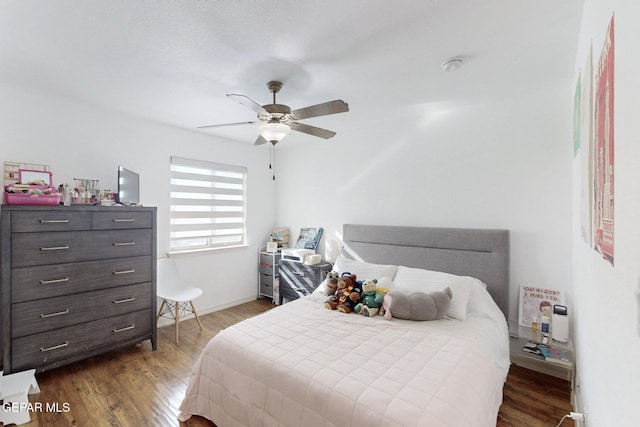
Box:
[0,205,157,373]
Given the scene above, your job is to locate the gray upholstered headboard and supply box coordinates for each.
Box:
[341,224,510,317]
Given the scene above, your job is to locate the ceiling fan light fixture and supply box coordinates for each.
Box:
[258,122,291,144]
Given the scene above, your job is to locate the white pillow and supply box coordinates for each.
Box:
[333,255,398,281]
[392,266,477,320]
[466,279,501,318]
[374,276,395,291]
[393,266,457,290]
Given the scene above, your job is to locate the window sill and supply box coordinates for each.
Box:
[168,244,249,257]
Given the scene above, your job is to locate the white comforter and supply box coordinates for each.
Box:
[179,289,509,427]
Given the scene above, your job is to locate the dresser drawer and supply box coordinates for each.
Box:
[10,211,92,232]
[92,211,153,230]
[11,255,152,303]
[279,280,304,301]
[11,229,153,267]
[12,282,152,338]
[259,263,279,275]
[259,279,274,297]
[11,309,152,372]
[259,273,276,287]
[259,252,280,266]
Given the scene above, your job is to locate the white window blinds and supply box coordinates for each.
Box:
[170,156,247,252]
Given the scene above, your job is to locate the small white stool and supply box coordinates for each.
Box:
[0,369,40,425]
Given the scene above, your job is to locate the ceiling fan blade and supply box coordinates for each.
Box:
[227,94,270,116]
[197,121,258,129]
[290,100,349,120]
[288,122,337,139]
[254,135,268,145]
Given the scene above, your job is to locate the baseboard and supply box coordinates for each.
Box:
[156,296,260,328]
[571,381,586,427]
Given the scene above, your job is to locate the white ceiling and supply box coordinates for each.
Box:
[1,0,585,145]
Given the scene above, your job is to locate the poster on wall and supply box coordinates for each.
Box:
[593,15,614,266]
[579,45,594,247]
[573,77,580,157]
[519,285,564,327]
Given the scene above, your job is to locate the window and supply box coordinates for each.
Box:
[170,156,247,253]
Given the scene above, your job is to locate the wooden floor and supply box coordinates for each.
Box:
[18,299,573,427]
[498,365,573,427]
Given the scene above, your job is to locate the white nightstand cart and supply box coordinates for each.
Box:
[258,248,280,301]
[509,322,575,386]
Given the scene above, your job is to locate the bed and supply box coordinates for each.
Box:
[178,224,510,426]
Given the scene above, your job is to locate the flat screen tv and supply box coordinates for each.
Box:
[117,166,140,206]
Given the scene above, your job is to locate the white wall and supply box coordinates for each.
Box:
[572,1,640,424]
[275,88,574,323]
[0,83,277,314]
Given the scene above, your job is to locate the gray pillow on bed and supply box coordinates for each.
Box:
[389,287,452,321]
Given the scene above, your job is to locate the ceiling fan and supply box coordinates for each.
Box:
[198,81,349,146]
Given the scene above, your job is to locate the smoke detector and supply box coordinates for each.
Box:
[442,57,464,72]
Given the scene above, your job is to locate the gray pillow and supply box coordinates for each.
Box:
[389,287,452,321]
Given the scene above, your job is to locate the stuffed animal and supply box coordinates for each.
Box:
[379,291,393,320]
[324,272,362,313]
[381,287,452,321]
[324,271,340,296]
[354,279,384,317]
[324,272,349,310]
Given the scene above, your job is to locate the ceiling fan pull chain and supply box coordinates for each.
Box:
[272,145,276,180]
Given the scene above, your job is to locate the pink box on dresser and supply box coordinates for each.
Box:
[3,169,61,205]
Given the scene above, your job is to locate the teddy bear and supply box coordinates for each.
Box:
[381,287,452,321]
[324,272,362,313]
[324,273,348,310]
[324,271,340,296]
[354,279,384,317]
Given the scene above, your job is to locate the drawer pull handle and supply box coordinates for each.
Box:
[113,324,135,333]
[113,297,135,304]
[40,341,69,352]
[40,219,70,224]
[113,218,135,222]
[113,242,135,246]
[113,269,135,275]
[40,309,69,318]
[292,271,306,277]
[40,245,70,251]
[40,277,70,284]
